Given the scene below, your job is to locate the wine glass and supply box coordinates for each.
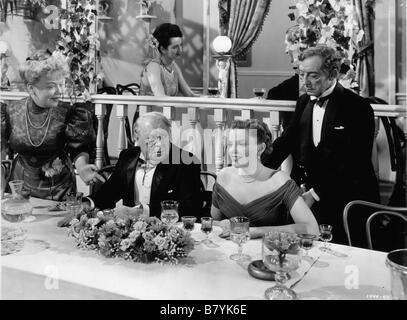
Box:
[207,87,219,97]
[200,217,213,245]
[253,88,266,99]
[160,200,179,227]
[229,216,251,261]
[319,224,333,252]
[181,216,196,231]
[298,233,317,263]
[262,232,301,300]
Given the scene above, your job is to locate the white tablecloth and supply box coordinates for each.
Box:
[1,197,391,300]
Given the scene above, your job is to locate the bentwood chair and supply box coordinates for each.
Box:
[343,200,407,248]
[116,83,140,147]
[366,210,407,251]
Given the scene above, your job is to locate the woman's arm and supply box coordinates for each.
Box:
[146,62,167,96]
[211,205,225,221]
[249,197,319,238]
[74,152,105,185]
[174,63,198,97]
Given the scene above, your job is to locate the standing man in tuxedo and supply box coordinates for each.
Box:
[264,45,380,246]
[84,112,203,219]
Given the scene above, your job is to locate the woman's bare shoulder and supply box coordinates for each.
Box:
[217,166,235,186]
[267,169,291,188]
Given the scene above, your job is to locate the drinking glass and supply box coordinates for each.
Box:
[229,216,251,261]
[262,232,301,300]
[298,233,317,261]
[207,87,219,97]
[66,192,83,218]
[319,224,333,252]
[200,217,213,245]
[160,200,179,227]
[182,216,196,231]
[253,88,266,99]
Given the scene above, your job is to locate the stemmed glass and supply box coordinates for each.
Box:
[319,224,333,252]
[160,200,179,227]
[200,217,213,245]
[181,216,200,244]
[253,88,266,99]
[262,232,301,300]
[229,216,251,261]
[298,233,317,263]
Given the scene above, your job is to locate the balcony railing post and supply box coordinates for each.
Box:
[187,107,200,159]
[214,108,226,174]
[268,111,281,141]
[241,109,253,120]
[116,104,128,154]
[95,103,106,169]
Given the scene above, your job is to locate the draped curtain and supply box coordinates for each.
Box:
[218,0,272,98]
[353,0,375,97]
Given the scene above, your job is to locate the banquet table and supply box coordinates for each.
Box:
[1,197,392,300]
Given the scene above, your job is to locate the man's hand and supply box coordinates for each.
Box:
[77,164,106,186]
[302,190,315,208]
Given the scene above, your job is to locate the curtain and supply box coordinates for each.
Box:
[353,0,375,97]
[219,0,272,98]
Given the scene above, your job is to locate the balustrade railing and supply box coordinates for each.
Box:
[1,92,406,181]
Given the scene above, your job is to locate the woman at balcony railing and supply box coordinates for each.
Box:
[0,49,105,200]
[211,119,319,239]
[139,23,197,97]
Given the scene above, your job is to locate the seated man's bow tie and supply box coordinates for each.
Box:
[138,158,156,170]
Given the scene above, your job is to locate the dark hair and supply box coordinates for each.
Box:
[153,23,183,53]
[230,119,273,164]
[299,45,341,79]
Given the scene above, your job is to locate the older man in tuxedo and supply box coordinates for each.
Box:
[85,112,203,219]
[264,45,380,246]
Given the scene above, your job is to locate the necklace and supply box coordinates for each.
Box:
[25,99,53,147]
[161,59,174,74]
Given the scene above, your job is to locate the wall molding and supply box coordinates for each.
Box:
[237,70,294,77]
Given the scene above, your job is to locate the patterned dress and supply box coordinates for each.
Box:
[139,59,179,96]
[1,97,96,201]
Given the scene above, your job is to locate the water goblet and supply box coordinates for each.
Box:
[298,233,317,262]
[319,224,333,252]
[160,200,179,227]
[200,217,213,245]
[229,216,251,261]
[253,88,266,99]
[262,232,301,300]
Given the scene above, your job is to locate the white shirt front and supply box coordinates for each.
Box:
[311,80,337,147]
[134,153,157,216]
[308,80,337,201]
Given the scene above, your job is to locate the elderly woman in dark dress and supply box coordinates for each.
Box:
[211,119,318,239]
[1,50,104,200]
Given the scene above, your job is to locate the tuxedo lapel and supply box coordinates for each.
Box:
[125,148,141,204]
[320,84,343,144]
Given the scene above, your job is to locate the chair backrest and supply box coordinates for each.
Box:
[200,171,217,216]
[343,200,407,247]
[116,83,140,146]
[90,164,116,195]
[366,210,407,251]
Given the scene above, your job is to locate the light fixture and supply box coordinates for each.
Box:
[212,36,232,54]
[211,36,232,98]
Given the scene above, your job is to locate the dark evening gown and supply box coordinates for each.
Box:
[1,97,96,201]
[212,176,302,227]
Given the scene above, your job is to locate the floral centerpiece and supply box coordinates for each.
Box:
[69,210,195,264]
[286,0,368,90]
[263,232,300,269]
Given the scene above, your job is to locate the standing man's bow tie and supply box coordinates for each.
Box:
[310,94,330,106]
